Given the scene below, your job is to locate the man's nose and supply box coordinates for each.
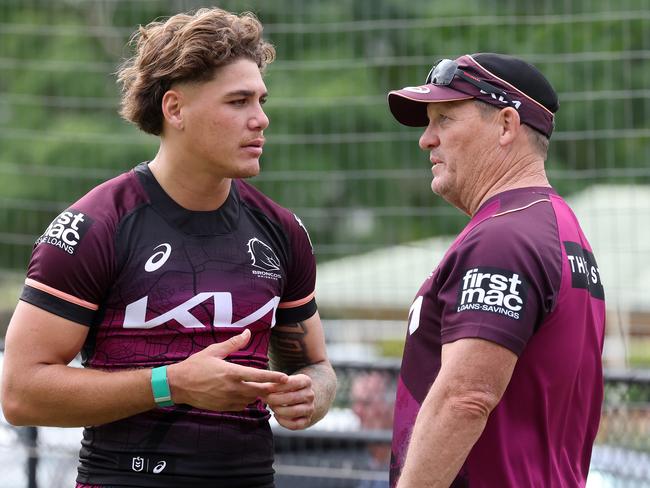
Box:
[419,126,440,150]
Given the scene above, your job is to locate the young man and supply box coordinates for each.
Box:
[1,8,336,488]
[386,53,606,487]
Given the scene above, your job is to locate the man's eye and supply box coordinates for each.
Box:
[231,99,247,106]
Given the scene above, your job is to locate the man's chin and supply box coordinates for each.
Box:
[431,180,455,204]
[234,161,261,179]
[430,179,445,196]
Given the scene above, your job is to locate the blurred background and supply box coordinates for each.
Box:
[0,0,649,487]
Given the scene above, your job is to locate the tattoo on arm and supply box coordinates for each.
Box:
[269,321,310,373]
[270,321,338,425]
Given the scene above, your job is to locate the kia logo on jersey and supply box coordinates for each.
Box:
[455,267,528,320]
[36,208,93,255]
[122,292,281,329]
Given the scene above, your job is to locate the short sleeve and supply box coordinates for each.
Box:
[275,213,317,324]
[20,205,116,326]
[435,215,560,355]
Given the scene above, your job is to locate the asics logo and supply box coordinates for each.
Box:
[145,243,172,272]
[153,461,166,474]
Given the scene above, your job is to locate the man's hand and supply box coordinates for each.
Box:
[167,329,289,412]
[264,373,315,430]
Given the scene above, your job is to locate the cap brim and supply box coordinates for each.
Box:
[388,85,474,127]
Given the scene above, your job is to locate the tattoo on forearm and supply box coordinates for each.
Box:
[269,321,310,373]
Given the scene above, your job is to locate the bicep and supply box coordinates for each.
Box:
[3,300,89,370]
[437,338,518,409]
[269,310,328,373]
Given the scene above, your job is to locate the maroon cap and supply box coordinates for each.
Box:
[388,53,558,138]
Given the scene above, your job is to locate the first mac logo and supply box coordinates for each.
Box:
[37,209,93,255]
[456,267,528,320]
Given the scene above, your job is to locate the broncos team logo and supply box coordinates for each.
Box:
[247,237,281,271]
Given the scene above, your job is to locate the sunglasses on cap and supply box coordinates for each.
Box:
[425,59,522,110]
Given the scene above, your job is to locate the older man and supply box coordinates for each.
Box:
[387,53,605,487]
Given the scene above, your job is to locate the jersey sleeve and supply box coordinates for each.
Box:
[435,213,561,355]
[275,213,317,324]
[18,182,126,327]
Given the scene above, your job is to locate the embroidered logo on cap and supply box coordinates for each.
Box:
[403,86,430,94]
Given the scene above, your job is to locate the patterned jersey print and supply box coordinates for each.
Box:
[21,163,317,487]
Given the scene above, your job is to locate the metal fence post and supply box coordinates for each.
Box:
[23,426,38,488]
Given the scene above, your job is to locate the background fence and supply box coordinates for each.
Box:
[1,361,650,488]
[1,0,649,486]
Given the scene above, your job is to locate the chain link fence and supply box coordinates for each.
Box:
[1,0,649,487]
[1,360,649,488]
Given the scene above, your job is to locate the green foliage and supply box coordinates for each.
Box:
[0,0,648,271]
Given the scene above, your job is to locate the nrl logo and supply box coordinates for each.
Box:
[247,237,281,272]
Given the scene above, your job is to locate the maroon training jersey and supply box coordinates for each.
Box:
[20,162,317,487]
[391,187,606,488]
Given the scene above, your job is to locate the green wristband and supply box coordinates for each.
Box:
[151,366,174,407]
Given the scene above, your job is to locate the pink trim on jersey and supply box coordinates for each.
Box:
[25,278,99,310]
[278,292,315,309]
[492,198,550,218]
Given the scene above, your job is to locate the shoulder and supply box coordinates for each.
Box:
[236,180,312,242]
[237,179,295,224]
[73,168,149,227]
[33,168,149,264]
[25,167,149,311]
[440,195,562,289]
[463,193,559,258]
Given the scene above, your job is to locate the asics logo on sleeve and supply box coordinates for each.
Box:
[144,243,172,272]
[456,267,528,320]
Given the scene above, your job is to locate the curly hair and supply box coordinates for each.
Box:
[117,8,275,135]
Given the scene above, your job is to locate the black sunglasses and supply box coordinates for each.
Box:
[425,59,521,110]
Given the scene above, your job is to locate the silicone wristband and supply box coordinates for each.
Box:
[151,366,174,407]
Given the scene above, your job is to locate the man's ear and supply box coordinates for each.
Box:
[497,107,521,146]
[161,89,184,131]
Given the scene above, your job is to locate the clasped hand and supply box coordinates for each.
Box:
[166,329,315,429]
